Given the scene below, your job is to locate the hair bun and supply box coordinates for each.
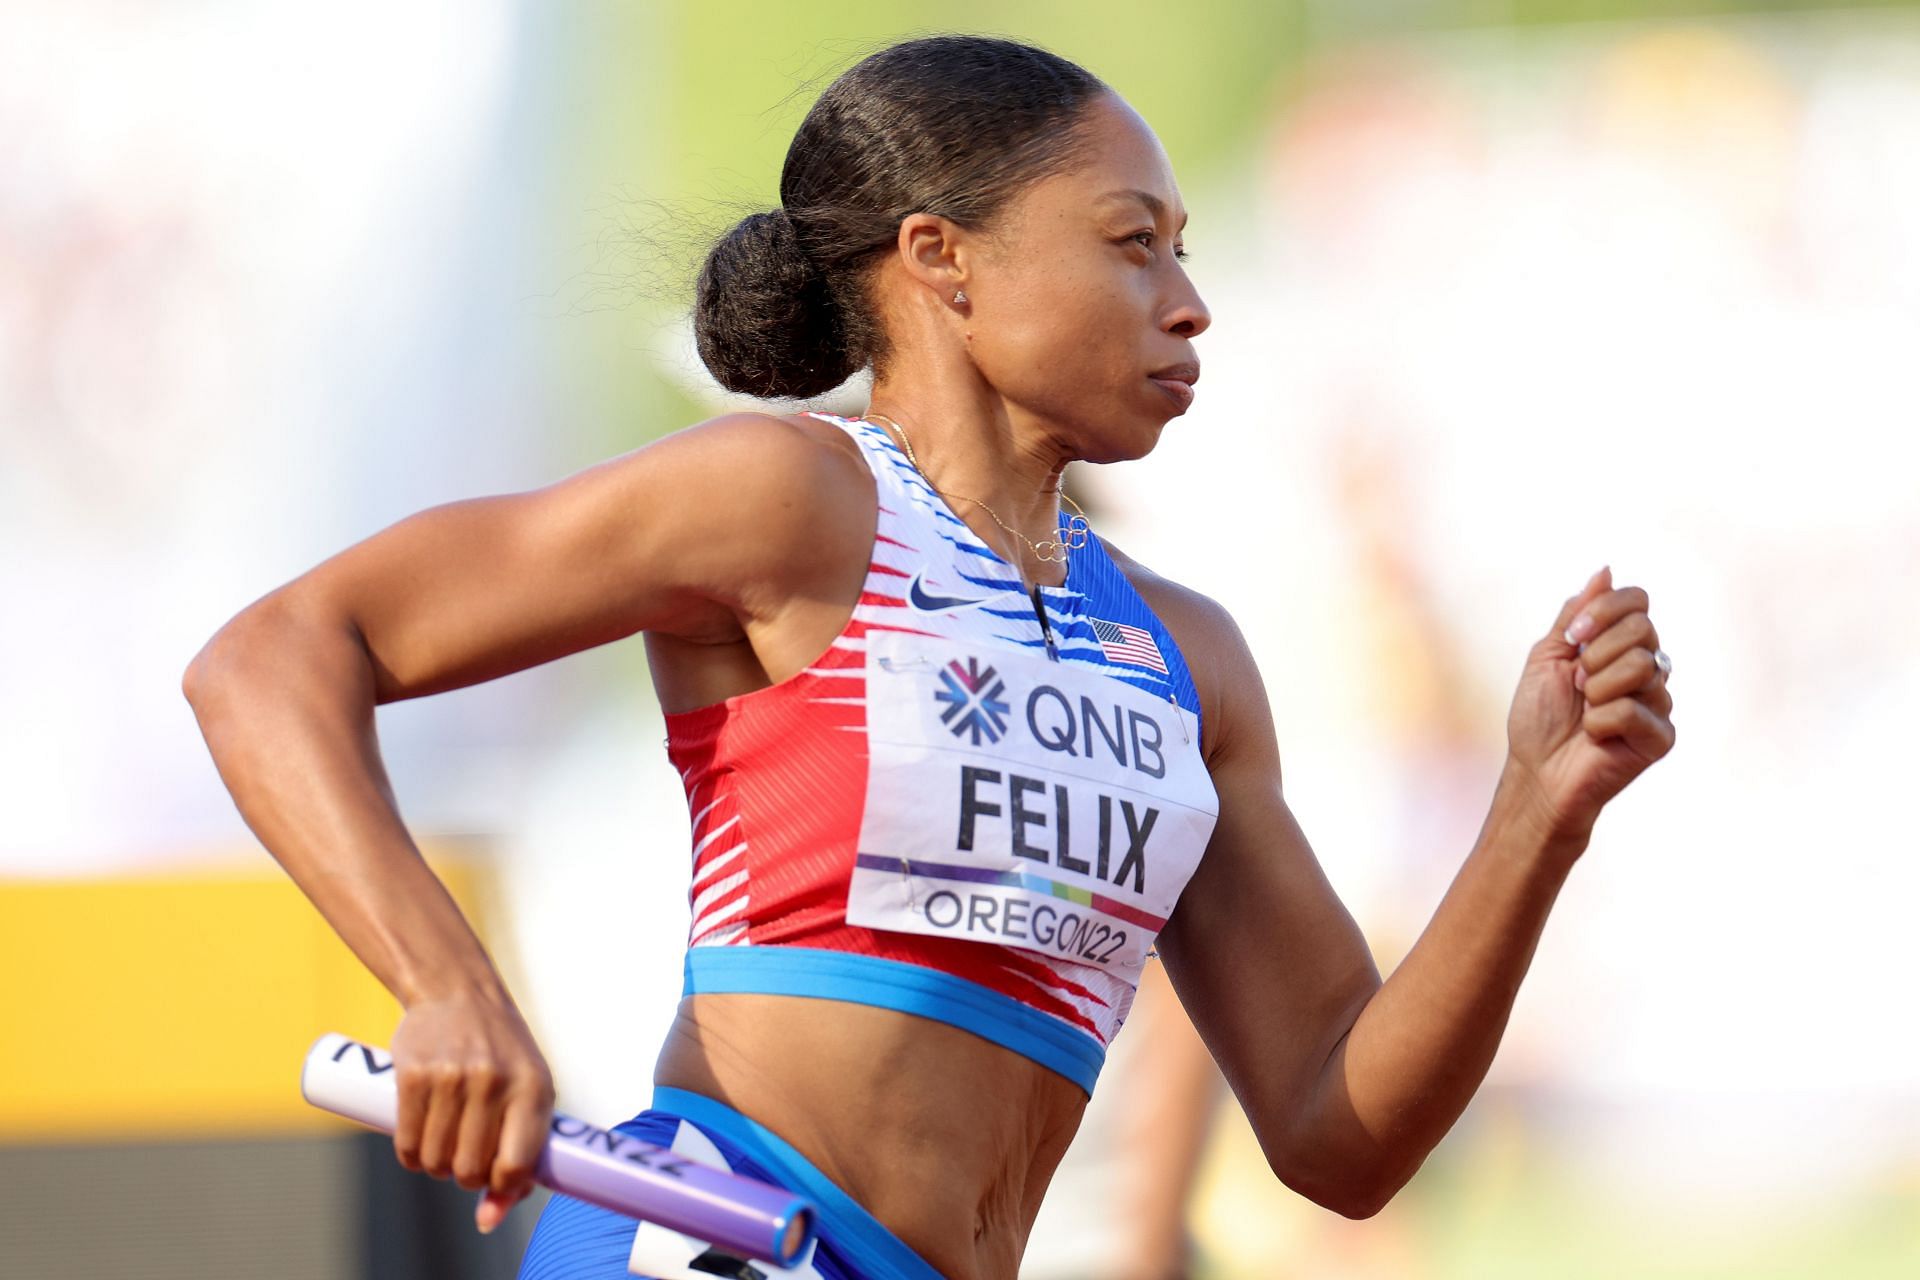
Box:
[693,207,855,400]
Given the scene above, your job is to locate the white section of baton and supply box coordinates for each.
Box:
[301,1035,398,1132]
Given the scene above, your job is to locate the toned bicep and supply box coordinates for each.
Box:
[260,412,862,703]
[1154,609,1380,1172]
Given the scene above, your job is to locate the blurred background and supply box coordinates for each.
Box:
[3,1,1916,1276]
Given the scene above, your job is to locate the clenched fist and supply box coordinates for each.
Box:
[1502,566,1677,853]
[389,988,556,1234]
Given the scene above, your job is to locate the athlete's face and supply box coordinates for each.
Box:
[966,92,1210,461]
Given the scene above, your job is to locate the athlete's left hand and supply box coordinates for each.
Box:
[1500,566,1676,854]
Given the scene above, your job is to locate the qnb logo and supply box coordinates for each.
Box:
[935,656,1010,745]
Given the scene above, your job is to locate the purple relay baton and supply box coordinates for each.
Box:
[301,1033,815,1267]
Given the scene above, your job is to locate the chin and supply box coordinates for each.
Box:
[1140,393,1189,430]
[1091,416,1166,465]
[1053,395,1164,463]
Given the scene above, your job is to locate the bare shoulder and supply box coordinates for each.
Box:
[1096,535,1266,767]
[624,408,873,614]
[617,409,871,554]
[633,409,866,498]
[759,409,868,470]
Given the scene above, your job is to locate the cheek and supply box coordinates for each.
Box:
[975,272,1137,387]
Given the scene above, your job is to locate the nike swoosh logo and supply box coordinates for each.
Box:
[907,568,998,613]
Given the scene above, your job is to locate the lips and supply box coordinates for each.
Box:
[1148,360,1200,411]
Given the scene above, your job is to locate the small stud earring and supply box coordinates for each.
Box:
[952,289,968,305]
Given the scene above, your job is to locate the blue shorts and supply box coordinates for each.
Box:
[516,1086,945,1280]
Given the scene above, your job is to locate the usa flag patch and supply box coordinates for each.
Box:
[1090,616,1169,674]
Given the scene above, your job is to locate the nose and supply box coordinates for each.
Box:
[1164,277,1210,340]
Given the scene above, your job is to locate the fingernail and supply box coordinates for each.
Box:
[1565,613,1595,645]
[1574,665,1588,692]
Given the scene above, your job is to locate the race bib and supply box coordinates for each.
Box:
[846,629,1219,979]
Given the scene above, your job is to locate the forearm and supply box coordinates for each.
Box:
[1302,760,1584,1211]
[183,596,510,1010]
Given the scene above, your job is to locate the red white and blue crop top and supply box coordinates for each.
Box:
[665,412,1220,1094]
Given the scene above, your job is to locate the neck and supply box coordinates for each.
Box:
[865,383,1076,583]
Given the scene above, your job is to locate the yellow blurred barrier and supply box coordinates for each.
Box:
[0,842,498,1143]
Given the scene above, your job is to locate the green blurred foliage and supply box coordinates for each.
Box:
[650,2,1305,204]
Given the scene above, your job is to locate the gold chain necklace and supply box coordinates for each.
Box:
[863,413,1091,565]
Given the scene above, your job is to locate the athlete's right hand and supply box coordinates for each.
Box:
[389,988,556,1234]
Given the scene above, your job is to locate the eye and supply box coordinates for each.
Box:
[1129,230,1191,262]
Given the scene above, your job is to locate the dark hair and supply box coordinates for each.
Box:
[694,34,1110,400]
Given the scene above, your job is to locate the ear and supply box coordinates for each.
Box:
[896,212,973,303]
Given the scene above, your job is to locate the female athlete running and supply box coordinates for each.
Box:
[184,34,1675,1280]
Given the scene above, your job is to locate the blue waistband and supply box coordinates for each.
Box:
[646,1086,946,1280]
[681,945,1105,1094]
